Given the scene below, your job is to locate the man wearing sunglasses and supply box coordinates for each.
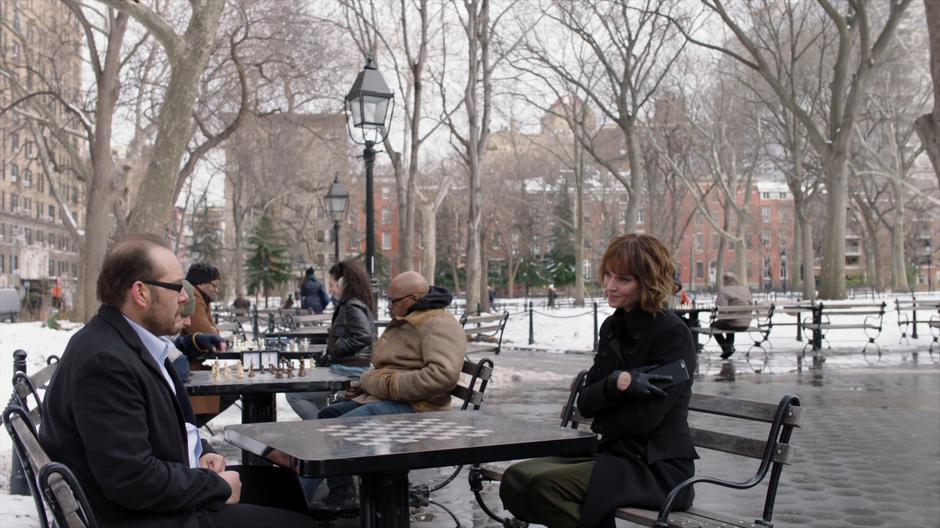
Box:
[38,234,312,528]
[314,271,466,510]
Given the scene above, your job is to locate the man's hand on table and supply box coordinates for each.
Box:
[199,452,226,473]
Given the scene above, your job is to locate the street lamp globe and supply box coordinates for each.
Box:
[325,174,350,223]
[345,57,394,144]
[325,174,350,263]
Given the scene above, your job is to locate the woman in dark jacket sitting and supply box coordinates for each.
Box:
[287,260,376,419]
[499,233,698,528]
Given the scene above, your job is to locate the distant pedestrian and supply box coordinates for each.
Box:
[547,284,557,309]
[51,280,64,310]
[232,292,251,312]
[283,294,294,309]
[300,267,330,314]
[712,272,752,359]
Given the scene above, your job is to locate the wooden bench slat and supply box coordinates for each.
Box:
[689,393,801,426]
[466,343,498,354]
[618,507,763,528]
[690,428,795,464]
[14,363,57,399]
[462,314,507,323]
[461,360,493,379]
[450,385,484,407]
[464,324,505,334]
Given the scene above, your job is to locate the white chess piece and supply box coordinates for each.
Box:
[236,361,245,379]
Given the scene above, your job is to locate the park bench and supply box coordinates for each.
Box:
[10,354,60,427]
[774,301,817,342]
[460,311,510,355]
[470,370,803,528]
[4,404,100,528]
[689,303,775,357]
[800,301,886,363]
[895,297,940,346]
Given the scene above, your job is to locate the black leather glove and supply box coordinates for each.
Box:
[623,369,673,399]
[174,333,223,361]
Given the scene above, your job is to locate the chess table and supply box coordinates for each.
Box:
[265,326,330,343]
[185,368,351,465]
[224,411,596,527]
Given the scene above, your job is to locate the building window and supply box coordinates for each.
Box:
[11,133,19,150]
[10,194,18,211]
[761,231,771,247]
[11,255,17,272]
[49,259,55,276]
[48,205,55,220]
[382,232,392,250]
[24,170,31,188]
[381,208,391,224]
[695,262,704,279]
[694,233,704,252]
[746,234,753,250]
[381,187,391,200]
[0,255,4,273]
[11,164,18,182]
[763,257,772,279]
[762,191,771,199]
[637,208,646,224]
[25,227,32,245]
[761,206,771,224]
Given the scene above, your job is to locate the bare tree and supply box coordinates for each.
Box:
[680,0,913,299]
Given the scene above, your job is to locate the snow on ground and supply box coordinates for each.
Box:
[0,292,938,524]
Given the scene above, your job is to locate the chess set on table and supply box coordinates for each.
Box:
[208,357,317,381]
[317,417,494,447]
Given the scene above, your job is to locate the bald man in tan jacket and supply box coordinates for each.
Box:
[319,271,466,418]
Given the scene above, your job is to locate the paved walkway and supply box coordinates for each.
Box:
[286,348,940,527]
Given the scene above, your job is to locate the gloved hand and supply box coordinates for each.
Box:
[622,368,673,399]
[174,333,224,360]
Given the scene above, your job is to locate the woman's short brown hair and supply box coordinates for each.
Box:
[97,234,169,307]
[599,233,676,314]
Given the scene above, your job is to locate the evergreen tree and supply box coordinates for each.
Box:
[547,176,576,286]
[245,213,292,306]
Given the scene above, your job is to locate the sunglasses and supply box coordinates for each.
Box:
[141,279,186,293]
[387,294,413,305]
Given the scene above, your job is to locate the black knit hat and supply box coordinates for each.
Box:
[305,267,315,278]
[186,263,220,285]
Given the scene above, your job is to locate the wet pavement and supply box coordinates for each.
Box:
[207,346,940,528]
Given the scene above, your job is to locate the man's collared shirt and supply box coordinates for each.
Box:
[123,316,203,469]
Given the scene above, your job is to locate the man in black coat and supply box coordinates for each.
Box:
[39,234,312,528]
[300,267,330,314]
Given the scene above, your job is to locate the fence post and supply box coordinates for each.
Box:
[528,302,535,345]
[10,349,29,495]
[477,303,481,316]
[252,308,260,339]
[593,302,599,352]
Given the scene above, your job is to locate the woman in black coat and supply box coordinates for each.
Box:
[499,233,698,528]
[287,260,376,419]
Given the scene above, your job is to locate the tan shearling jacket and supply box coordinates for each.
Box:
[356,307,466,412]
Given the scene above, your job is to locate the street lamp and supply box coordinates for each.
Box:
[344,56,394,279]
[325,174,350,263]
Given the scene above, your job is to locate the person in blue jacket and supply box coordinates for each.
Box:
[300,267,330,314]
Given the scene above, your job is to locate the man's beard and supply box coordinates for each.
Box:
[142,308,182,336]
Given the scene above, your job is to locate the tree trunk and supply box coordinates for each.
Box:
[622,120,643,232]
[819,153,848,299]
[799,209,816,300]
[574,141,585,307]
[125,0,225,235]
[792,216,802,293]
[79,13,129,320]
[890,177,909,290]
[419,203,437,284]
[916,0,940,190]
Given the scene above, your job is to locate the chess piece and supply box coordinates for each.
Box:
[286,361,294,378]
[222,364,231,380]
[236,362,245,379]
[298,360,306,377]
[269,363,280,378]
[247,362,255,378]
[212,360,220,381]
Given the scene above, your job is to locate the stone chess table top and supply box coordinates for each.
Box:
[184,367,350,396]
[224,411,596,478]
